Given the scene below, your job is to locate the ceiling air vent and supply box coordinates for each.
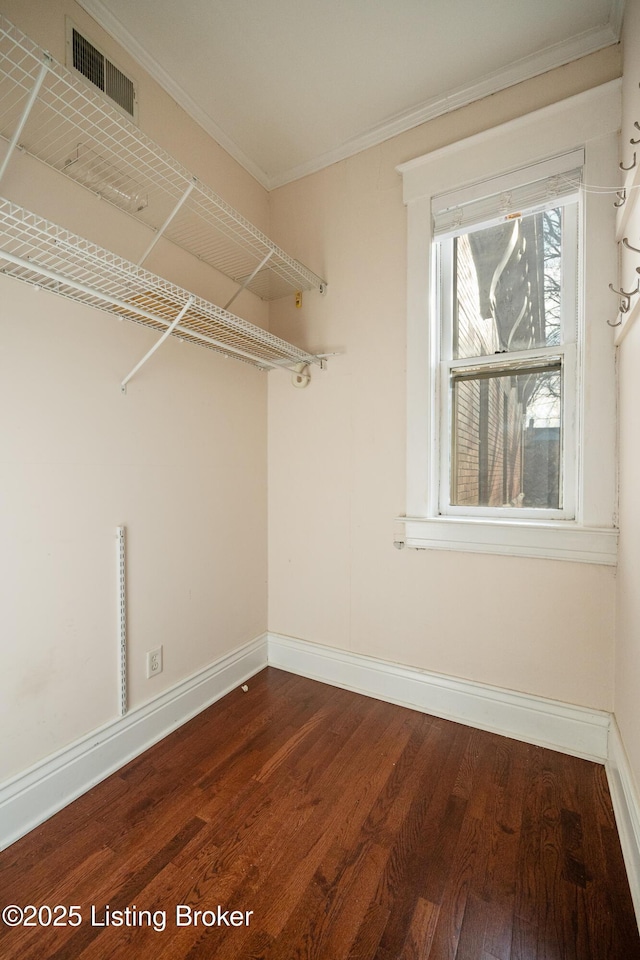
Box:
[66,22,138,122]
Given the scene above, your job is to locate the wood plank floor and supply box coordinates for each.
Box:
[1,667,638,959]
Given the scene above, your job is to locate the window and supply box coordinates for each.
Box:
[434,160,579,521]
[397,83,619,563]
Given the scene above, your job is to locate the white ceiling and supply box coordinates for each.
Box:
[77,0,623,189]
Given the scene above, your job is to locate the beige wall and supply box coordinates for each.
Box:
[0,0,269,780]
[0,0,628,789]
[0,278,268,779]
[268,48,621,710]
[616,0,640,812]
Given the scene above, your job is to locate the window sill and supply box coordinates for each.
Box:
[397,516,618,565]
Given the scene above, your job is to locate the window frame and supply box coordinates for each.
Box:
[436,194,579,522]
[396,82,620,564]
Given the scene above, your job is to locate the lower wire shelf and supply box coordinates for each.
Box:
[0,198,323,372]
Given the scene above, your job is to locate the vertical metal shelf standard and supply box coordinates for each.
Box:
[117,526,127,717]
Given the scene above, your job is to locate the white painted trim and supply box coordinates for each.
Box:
[399,83,620,565]
[606,719,640,927]
[609,0,626,40]
[76,0,621,190]
[0,634,268,851]
[75,0,269,188]
[398,80,622,200]
[399,517,618,565]
[1,622,633,936]
[267,633,610,762]
[271,22,620,189]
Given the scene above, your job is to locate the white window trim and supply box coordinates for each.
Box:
[397,81,621,564]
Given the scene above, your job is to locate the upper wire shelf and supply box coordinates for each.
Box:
[0,197,322,371]
[0,15,327,301]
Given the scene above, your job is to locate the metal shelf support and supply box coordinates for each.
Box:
[224,250,273,311]
[121,295,195,393]
[137,179,196,267]
[0,58,48,185]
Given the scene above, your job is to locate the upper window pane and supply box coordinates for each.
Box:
[453,206,568,359]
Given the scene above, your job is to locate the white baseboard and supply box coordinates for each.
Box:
[0,634,268,851]
[606,719,640,926]
[0,630,624,863]
[270,633,639,928]
[267,633,610,762]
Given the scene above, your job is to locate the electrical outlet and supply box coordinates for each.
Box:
[146,646,163,679]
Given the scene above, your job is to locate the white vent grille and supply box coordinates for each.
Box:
[104,57,135,117]
[67,22,137,121]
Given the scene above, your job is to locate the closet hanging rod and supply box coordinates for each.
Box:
[0,247,308,369]
[0,199,324,372]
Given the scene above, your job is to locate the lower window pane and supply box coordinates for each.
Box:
[451,367,561,509]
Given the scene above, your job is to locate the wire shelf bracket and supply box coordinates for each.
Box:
[224,250,273,311]
[0,57,48,185]
[137,180,195,267]
[121,295,194,392]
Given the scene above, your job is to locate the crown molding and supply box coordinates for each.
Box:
[76,0,622,191]
[269,18,621,188]
[397,78,622,185]
[75,0,270,189]
[610,0,627,39]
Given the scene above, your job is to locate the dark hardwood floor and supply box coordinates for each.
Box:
[1,667,638,959]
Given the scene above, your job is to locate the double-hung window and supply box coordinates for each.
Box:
[433,155,580,521]
[398,83,619,564]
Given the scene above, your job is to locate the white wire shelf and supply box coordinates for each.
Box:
[0,198,323,371]
[0,15,327,301]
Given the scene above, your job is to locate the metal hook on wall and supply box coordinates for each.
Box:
[623,237,640,254]
[615,189,627,208]
[608,280,639,319]
[620,152,637,171]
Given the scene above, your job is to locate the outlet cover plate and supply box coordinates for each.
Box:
[146,646,163,679]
